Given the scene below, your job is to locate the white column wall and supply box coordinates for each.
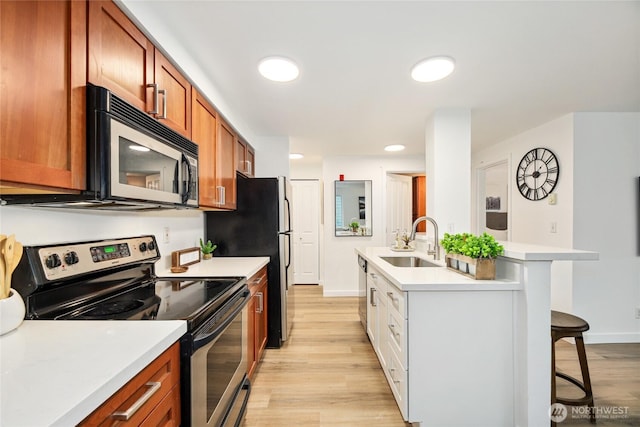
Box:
[572,112,640,343]
[425,109,471,236]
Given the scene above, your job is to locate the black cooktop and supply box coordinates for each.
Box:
[154,277,246,330]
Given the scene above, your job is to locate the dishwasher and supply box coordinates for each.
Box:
[358,255,367,328]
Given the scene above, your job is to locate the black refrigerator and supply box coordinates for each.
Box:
[205,175,293,348]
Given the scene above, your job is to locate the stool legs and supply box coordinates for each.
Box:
[552,335,596,424]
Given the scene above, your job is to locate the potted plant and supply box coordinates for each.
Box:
[349,221,360,233]
[440,232,504,279]
[199,238,217,260]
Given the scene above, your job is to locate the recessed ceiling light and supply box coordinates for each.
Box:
[258,57,299,82]
[384,144,405,152]
[289,153,304,160]
[411,56,455,82]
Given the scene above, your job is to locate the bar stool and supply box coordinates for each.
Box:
[551,310,596,424]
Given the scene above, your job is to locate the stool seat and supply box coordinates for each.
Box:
[551,310,595,425]
[551,311,589,334]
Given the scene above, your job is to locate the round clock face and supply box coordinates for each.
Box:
[516,148,559,200]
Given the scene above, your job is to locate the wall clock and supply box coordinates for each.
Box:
[516,148,559,201]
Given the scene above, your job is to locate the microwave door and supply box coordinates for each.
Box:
[109,118,186,205]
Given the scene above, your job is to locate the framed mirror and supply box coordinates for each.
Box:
[335,180,372,236]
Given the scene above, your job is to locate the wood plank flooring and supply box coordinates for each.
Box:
[241,285,640,427]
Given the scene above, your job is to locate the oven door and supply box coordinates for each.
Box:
[188,289,250,427]
[108,116,198,207]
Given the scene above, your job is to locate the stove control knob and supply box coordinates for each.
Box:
[45,254,62,269]
[139,242,147,252]
[64,251,79,266]
[147,241,156,251]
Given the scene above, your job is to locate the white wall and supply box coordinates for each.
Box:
[572,112,640,343]
[473,112,640,343]
[321,155,424,296]
[253,136,290,178]
[0,206,204,271]
[472,114,575,313]
[426,109,471,235]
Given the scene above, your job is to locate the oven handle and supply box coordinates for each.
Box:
[193,289,250,351]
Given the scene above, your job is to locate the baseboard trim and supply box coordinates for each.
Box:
[583,332,640,344]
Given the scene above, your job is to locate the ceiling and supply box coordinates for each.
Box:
[123,1,640,163]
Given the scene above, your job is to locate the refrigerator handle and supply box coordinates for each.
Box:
[284,196,292,270]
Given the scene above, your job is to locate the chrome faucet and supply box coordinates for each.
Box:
[410,216,440,260]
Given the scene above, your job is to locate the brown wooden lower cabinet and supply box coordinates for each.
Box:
[79,342,180,427]
[247,266,268,378]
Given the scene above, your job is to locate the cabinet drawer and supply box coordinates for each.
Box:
[386,283,405,318]
[248,266,268,295]
[386,345,408,420]
[79,342,180,426]
[140,383,181,427]
[386,307,407,369]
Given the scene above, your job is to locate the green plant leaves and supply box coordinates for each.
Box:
[440,232,504,259]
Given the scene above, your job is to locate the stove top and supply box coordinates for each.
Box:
[12,236,247,331]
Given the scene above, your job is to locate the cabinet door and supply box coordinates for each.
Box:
[1,0,86,191]
[217,119,237,210]
[88,0,153,111]
[191,89,220,208]
[236,139,247,174]
[255,280,268,356]
[236,139,255,177]
[154,49,191,138]
[247,294,257,377]
[246,145,256,177]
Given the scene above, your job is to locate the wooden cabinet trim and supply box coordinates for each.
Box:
[79,342,180,426]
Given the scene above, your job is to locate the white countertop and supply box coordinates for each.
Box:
[499,241,599,261]
[155,256,269,279]
[356,247,522,291]
[0,320,186,427]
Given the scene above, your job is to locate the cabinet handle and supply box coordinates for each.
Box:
[370,287,377,307]
[387,291,397,303]
[221,186,226,206]
[111,381,161,420]
[369,272,377,279]
[389,368,400,384]
[388,323,400,337]
[147,83,159,115]
[157,88,167,119]
[256,292,263,313]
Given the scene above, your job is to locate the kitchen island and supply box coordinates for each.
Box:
[0,320,186,426]
[357,243,597,427]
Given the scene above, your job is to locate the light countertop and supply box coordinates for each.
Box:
[155,256,269,279]
[0,320,186,427]
[356,247,522,291]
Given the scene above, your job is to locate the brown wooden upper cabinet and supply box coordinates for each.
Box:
[236,138,255,177]
[217,119,238,210]
[88,1,191,139]
[0,0,87,192]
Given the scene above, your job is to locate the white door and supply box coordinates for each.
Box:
[386,174,413,246]
[291,180,320,284]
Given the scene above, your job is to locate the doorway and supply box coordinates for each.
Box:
[476,160,510,241]
[291,179,320,284]
[386,173,425,246]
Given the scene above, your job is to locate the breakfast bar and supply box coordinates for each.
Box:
[357,242,598,427]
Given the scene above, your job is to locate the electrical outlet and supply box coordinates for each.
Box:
[550,222,557,233]
[635,307,640,319]
[163,227,170,243]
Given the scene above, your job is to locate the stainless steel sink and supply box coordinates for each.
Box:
[380,256,441,268]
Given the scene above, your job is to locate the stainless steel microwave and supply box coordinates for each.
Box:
[1,84,198,210]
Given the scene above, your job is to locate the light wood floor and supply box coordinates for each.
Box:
[241,285,640,427]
